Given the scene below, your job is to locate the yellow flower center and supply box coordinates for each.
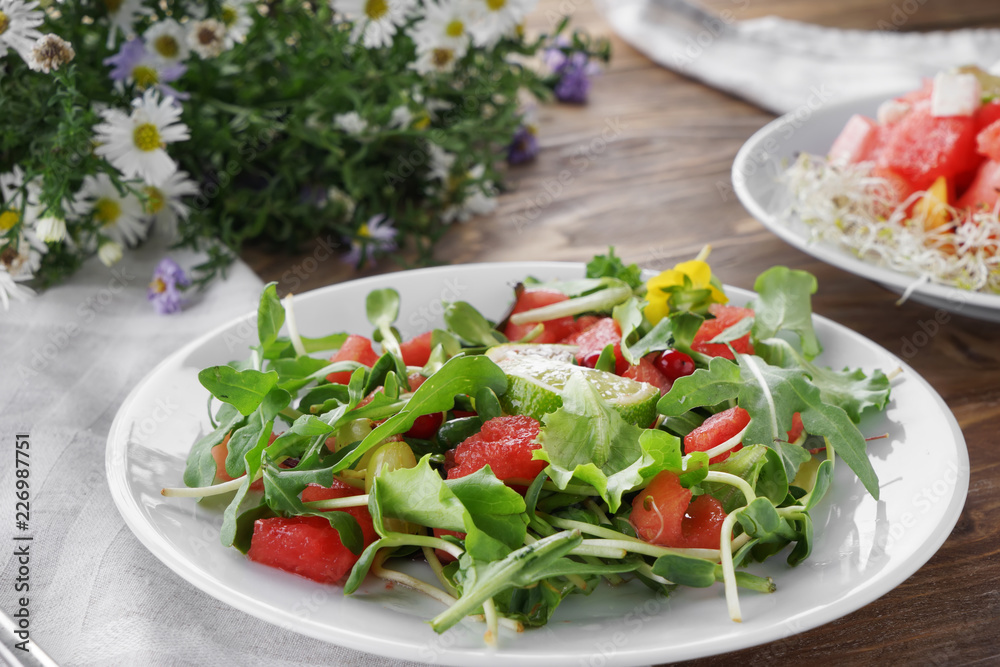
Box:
[221,5,238,27]
[486,0,506,11]
[94,197,122,226]
[358,223,371,238]
[445,19,464,38]
[133,123,163,152]
[103,0,123,13]
[149,277,167,294]
[153,34,179,59]
[431,48,454,68]
[144,186,165,214]
[0,210,19,231]
[365,0,389,20]
[132,65,160,90]
[0,11,10,36]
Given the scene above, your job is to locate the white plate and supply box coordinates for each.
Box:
[106,262,969,666]
[732,93,1000,323]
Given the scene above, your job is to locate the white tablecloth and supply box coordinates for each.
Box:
[0,239,424,666]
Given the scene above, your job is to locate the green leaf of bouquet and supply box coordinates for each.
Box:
[198,366,280,416]
[535,373,647,512]
[751,267,822,360]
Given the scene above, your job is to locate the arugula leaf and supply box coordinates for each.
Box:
[366,288,400,329]
[535,374,648,512]
[183,403,245,488]
[444,301,507,347]
[198,366,280,416]
[225,386,289,477]
[332,356,507,472]
[751,267,822,360]
[657,357,741,417]
[585,247,644,289]
[652,554,717,588]
[289,414,337,437]
[756,337,890,423]
[257,283,285,349]
[627,317,675,359]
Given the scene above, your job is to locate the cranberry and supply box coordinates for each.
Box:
[655,349,696,382]
[405,412,445,440]
[580,350,602,369]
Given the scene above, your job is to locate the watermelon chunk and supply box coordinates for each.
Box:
[829,115,881,164]
[692,304,755,360]
[561,317,627,374]
[504,289,577,344]
[445,415,545,483]
[957,159,1000,211]
[976,100,1000,131]
[326,335,380,384]
[399,331,433,367]
[977,119,1000,162]
[684,406,751,464]
[630,471,728,549]
[877,100,980,191]
[622,357,671,396]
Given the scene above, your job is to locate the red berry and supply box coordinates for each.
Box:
[655,349,696,383]
[580,350,602,369]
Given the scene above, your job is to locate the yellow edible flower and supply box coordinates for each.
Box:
[643,255,727,325]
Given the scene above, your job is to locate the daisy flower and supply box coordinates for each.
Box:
[470,0,536,48]
[98,240,123,267]
[143,170,199,239]
[34,215,66,243]
[93,88,191,184]
[0,264,34,309]
[332,0,416,49]
[0,165,43,231]
[412,0,475,57]
[105,39,189,100]
[327,187,356,218]
[343,213,397,266]
[147,257,189,314]
[427,143,456,182]
[388,105,413,129]
[334,111,368,135]
[102,0,151,49]
[410,44,460,75]
[220,0,254,47]
[187,19,227,59]
[443,164,497,222]
[28,33,75,73]
[0,0,42,63]
[144,19,190,66]
[73,173,147,246]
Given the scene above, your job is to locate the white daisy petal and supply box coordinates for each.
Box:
[0,0,43,63]
[93,89,190,184]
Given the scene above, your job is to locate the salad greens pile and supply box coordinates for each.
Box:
[163,248,892,644]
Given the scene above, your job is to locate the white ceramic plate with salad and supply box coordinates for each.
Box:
[733,92,1000,323]
[106,262,968,666]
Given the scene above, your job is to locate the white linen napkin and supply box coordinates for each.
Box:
[0,239,423,666]
[598,0,1000,114]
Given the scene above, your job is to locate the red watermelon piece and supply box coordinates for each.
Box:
[622,357,671,396]
[326,335,381,384]
[399,331,433,367]
[684,406,751,464]
[976,119,1000,162]
[504,289,576,343]
[877,99,980,191]
[691,304,755,360]
[630,471,728,549]
[829,115,881,164]
[445,415,545,483]
[957,159,1000,211]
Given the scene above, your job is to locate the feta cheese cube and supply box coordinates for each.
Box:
[877,99,911,125]
[931,72,982,117]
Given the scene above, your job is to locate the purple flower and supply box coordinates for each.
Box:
[507,124,539,165]
[147,257,189,314]
[105,39,189,101]
[545,39,600,104]
[343,214,398,267]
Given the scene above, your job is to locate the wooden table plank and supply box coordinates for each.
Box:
[244,1,1000,663]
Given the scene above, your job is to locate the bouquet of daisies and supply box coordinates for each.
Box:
[0,0,608,311]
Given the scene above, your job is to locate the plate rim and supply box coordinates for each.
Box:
[731,92,1000,313]
[105,260,971,666]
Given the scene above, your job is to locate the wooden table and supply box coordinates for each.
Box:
[245,1,1000,663]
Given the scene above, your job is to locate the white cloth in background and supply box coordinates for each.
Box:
[0,239,422,666]
[598,0,1000,114]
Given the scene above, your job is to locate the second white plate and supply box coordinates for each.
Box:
[732,92,1000,322]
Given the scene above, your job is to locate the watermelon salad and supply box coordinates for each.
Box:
[782,65,1000,295]
[163,249,893,645]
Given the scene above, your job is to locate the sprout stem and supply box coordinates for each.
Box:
[282,293,307,357]
[161,476,247,498]
[704,471,756,505]
[303,495,370,510]
[509,285,633,325]
[719,511,743,622]
[422,546,460,598]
